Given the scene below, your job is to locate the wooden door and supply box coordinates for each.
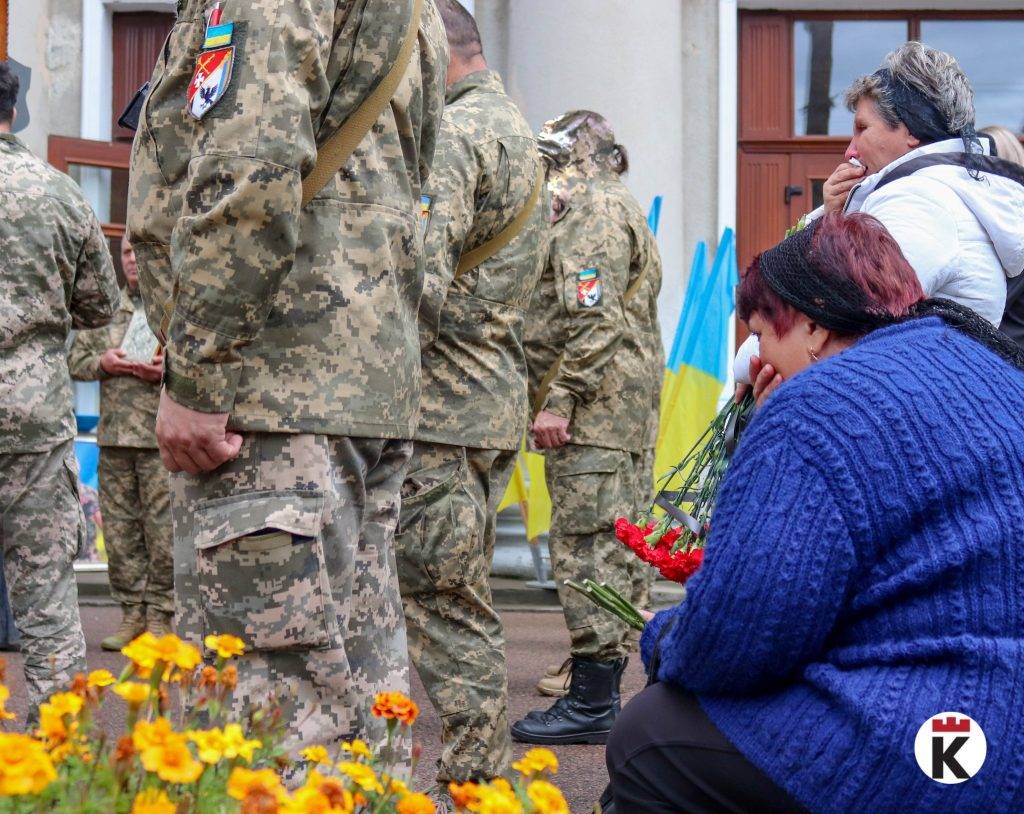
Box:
[788,152,845,223]
[111,12,175,141]
[0,0,7,60]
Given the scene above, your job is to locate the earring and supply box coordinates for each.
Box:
[809,348,820,362]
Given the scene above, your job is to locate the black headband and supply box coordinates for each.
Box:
[872,68,983,176]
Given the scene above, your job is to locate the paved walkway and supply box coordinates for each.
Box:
[1,604,649,812]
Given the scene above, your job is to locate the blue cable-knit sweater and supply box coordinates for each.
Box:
[642,318,1024,813]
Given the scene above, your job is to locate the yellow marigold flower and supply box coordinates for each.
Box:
[123,632,201,678]
[114,681,151,707]
[140,738,203,784]
[396,792,435,814]
[472,781,522,814]
[122,632,161,675]
[340,739,372,760]
[371,691,419,726]
[204,633,246,659]
[36,693,84,743]
[132,717,177,752]
[188,727,228,765]
[131,788,176,814]
[0,685,15,721]
[512,747,559,777]
[448,781,480,809]
[221,723,262,762]
[337,761,384,794]
[526,781,568,814]
[87,669,117,689]
[300,744,331,765]
[227,766,287,804]
[0,733,57,795]
[45,692,84,718]
[386,775,409,796]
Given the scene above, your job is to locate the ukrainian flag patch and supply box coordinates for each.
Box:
[577,267,603,307]
[204,22,234,49]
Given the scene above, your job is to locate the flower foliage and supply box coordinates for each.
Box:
[0,636,568,814]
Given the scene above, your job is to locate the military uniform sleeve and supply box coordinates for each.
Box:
[418,120,481,348]
[163,0,421,413]
[69,208,120,331]
[67,322,112,382]
[543,206,629,421]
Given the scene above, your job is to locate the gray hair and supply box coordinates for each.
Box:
[845,42,975,133]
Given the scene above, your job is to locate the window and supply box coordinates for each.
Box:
[793,20,907,136]
[920,20,1024,132]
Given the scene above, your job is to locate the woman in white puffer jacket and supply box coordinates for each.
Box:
[739,42,1024,386]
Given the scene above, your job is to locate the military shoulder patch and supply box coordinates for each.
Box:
[188,46,234,121]
[577,267,602,307]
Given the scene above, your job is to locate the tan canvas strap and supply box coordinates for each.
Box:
[300,0,424,207]
[455,165,545,278]
[532,260,652,416]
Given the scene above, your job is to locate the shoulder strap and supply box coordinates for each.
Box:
[455,165,546,278]
[300,0,424,207]
[872,152,1024,196]
[532,248,652,416]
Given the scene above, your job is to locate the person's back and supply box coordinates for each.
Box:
[653,317,1024,812]
[0,133,120,451]
[0,60,120,719]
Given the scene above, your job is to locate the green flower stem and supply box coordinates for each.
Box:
[565,580,644,631]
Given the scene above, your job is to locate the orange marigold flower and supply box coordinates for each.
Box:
[227,767,287,808]
[448,781,480,808]
[371,691,418,726]
[221,665,239,691]
[526,780,569,814]
[131,788,176,814]
[113,735,136,765]
[204,633,246,659]
[131,717,177,753]
[198,666,219,690]
[0,733,56,795]
[396,792,435,814]
[305,770,355,811]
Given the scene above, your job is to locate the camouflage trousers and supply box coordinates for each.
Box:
[171,433,412,755]
[545,443,640,662]
[99,447,173,614]
[0,439,87,716]
[396,442,517,783]
[628,448,657,611]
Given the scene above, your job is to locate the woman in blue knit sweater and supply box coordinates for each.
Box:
[607,213,1024,813]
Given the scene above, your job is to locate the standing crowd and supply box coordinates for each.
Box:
[2,1,1024,812]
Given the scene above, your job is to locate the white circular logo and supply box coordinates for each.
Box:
[914,712,987,784]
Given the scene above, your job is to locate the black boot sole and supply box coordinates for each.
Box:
[510,727,611,746]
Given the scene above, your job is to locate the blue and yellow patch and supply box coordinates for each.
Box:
[419,195,433,237]
[204,22,234,49]
[577,267,602,307]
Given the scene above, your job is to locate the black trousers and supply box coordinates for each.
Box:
[605,683,806,814]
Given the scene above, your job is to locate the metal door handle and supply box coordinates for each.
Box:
[784,185,804,205]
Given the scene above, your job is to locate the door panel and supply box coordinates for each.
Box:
[788,151,846,223]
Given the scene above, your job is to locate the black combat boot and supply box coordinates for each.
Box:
[510,657,624,745]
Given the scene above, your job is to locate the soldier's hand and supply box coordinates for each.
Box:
[823,161,866,213]
[156,389,243,475]
[100,348,136,377]
[531,410,572,449]
[133,349,164,384]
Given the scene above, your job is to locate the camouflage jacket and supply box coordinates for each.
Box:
[524,170,663,453]
[128,0,448,438]
[67,290,160,449]
[0,133,120,454]
[416,70,547,451]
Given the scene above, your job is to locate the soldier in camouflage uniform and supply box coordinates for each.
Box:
[68,236,172,649]
[396,0,547,787]
[0,62,121,717]
[513,110,663,745]
[126,0,448,754]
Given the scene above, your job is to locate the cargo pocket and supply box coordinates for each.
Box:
[193,491,339,652]
[549,451,633,536]
[397,457,482,594]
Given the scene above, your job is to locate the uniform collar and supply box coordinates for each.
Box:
[445,69,505,105]
[0,132,24,149]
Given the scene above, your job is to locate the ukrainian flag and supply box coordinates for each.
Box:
[654,229,739,489]
[204,23,234,49]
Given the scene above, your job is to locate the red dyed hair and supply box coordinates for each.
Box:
[737,212,925,337]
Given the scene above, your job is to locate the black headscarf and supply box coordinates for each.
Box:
[871,68,984,177]
[758,221,1024,371]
